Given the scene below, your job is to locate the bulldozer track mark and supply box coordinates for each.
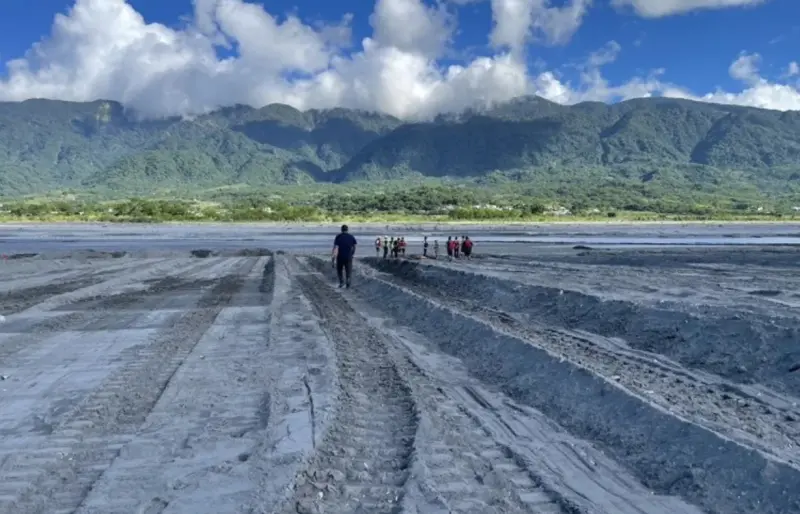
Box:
[392,353,577,514]
[366,261,800,469]
[0,273,113,316]
[0,258,225,366]
[0,259,254,514]
[0,259,168,313]
[297,257,575,513]
[281,261,418,514]
[354,259,800,514]
[70,256,276,513]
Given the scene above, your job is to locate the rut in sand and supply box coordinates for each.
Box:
[279,259,418,514]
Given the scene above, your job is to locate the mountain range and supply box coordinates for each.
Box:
[1,95,799,197]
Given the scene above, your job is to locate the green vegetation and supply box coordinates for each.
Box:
[2,184,799,223]
[1,96,800,221]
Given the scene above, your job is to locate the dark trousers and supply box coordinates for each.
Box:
[383,246,388,258]
[336,257,353,284]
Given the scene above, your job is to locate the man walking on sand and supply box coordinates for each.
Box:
[332,224,357,288]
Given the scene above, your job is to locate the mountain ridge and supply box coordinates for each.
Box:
[1,95,799,197]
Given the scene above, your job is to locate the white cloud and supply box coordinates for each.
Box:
[662,52,800,110]
[788,61,799,76]
[587,40,622,67]
[370,0,453,58]
[0,0,796,120]
[728,52,761,84]
[489,0,591,50]
[537,41,665,104]
[611,0,768,18]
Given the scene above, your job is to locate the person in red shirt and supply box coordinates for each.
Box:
[446,236,454,260]
[453,237,460,259]
[462,236,473,259]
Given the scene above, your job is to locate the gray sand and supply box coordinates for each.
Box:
[0,224,799,513]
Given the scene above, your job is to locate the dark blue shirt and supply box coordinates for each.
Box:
[334,233,357,259]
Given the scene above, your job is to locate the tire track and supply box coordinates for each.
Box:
[280,260,418,514]
[0,258,133,287]
[0,277,104,316]
[371,256,800,406]
[349,261,800,514]
[385,348,576,514]
[306,256,698,514]
[1,258,254,514]
[72,256,274,514]
[7,257,218,317]
[0,260,233,440]
[0,261,155,316]
[244,255,337,513]
[0,258,137,288]
[452,257,800,318]
[0,258,226,365]
[363,263,800,469]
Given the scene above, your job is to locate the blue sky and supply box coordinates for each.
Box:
[0,0,797,118]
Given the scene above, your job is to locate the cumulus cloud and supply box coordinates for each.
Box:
[0,0,796,119]
[370,0,453,57]
[611,0,768,18]
[728,52,761,84]
[490,0,591,50]
[537,40,665,104]
[662,52,800,110]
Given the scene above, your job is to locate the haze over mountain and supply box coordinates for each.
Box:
[1,95,799,197]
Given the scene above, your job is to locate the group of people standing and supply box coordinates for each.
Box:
[374,236,408,258]
[333,225,477,290]
[373,235,473,260]
[444,235,474,260]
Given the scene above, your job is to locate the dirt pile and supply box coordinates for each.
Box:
[365,257,800,396]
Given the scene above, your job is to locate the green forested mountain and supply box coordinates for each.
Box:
[0,99,401,195]
[335,97,800,181]
[1,96,799,197]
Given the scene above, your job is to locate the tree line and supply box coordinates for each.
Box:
[1,184,796,222]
